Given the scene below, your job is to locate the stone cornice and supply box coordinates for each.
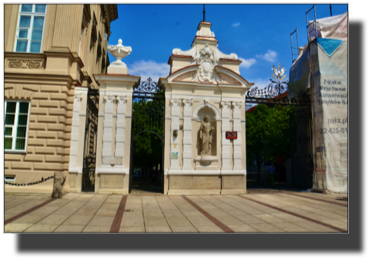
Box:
[191,36,219,48]
[219,58,242,64]
[4,72,75,88]
[94,73,141,88]
[197,21,212,30]
[167,54,193,65]
[4,52,45,60]
[94,73,140,81]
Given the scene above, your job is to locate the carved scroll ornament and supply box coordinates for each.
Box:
[8,59,42,69]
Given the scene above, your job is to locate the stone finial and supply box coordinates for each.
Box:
[107,39,132,74]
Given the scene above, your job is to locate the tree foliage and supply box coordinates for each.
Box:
[246,104,295,169]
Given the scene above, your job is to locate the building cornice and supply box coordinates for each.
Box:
[167,54,193,65]
[197,21,212,30]
[4,72,76,88]
[219,58,242,64]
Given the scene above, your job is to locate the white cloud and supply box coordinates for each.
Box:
[128,60,170,82]
[256,50,277,63]
[239,57,257,69]
[248,78,271,89]
[232,22,240,27]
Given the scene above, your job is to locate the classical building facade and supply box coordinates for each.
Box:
[4,4,118,192]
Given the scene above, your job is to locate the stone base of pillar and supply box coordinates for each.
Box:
[221,175,246,194]
[96,173,129,195]
[68,172,82,193]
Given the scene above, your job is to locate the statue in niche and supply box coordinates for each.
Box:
[199,115,214,155]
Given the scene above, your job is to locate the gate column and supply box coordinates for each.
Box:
[68,87,88,192]
[93,39,140,195]
[158,21,252,195]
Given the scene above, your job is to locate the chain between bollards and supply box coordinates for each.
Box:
[5,175,66,187]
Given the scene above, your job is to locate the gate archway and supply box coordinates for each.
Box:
[129,78,165,194]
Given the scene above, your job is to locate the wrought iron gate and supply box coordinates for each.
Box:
[81,88,99,192]
[245,66,313,189]
[129,78,165,193]
[290,105,313,188]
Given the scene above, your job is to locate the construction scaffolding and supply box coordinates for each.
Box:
[288,8,348,194]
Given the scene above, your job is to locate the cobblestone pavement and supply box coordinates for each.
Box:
[4,191,348,233]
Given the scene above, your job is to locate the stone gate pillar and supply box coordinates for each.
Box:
[68,87,88,192]
[93,39,140,194]
[158,21,253,195]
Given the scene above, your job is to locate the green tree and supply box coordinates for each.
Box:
[246,104,295,181]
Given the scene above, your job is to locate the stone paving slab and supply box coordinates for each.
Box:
[4,191,348,233]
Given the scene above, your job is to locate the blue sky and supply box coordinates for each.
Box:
[108,4,348,88]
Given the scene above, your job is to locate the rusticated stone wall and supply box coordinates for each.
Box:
[4,83,74,188]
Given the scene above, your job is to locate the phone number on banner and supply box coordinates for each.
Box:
[319,128,348,134]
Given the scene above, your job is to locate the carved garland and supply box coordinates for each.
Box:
[183,98,194,106]
[220,100,231,109]
[232,101,243,109]
[170,98,181,106]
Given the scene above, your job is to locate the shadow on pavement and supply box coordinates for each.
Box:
[130,174,163,195]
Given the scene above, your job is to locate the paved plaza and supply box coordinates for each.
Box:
[4,191,348,233]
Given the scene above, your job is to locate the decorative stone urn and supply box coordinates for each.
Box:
[107,39,132,74]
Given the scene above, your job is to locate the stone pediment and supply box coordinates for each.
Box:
[169,64,246,87]
[172,70,196,82]
[219,72,242,86]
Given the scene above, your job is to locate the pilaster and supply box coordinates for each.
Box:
[220,100,232,170]
[115,95,127,157]
[232,101,243,170]
[169,98,181,171]
[102,94,115,158]
[182,98,193,171]
[68,87,88,192]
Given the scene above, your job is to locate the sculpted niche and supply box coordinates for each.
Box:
[199,115,214,156]
[197,106,217,158]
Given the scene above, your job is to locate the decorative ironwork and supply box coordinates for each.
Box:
[245,64,310,106]
[82,88,99,192]
[246,63,288,99]
[133,77,164,100]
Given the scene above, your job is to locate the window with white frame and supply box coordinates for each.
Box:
[15,4,47,53]
[4,101,31,152]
